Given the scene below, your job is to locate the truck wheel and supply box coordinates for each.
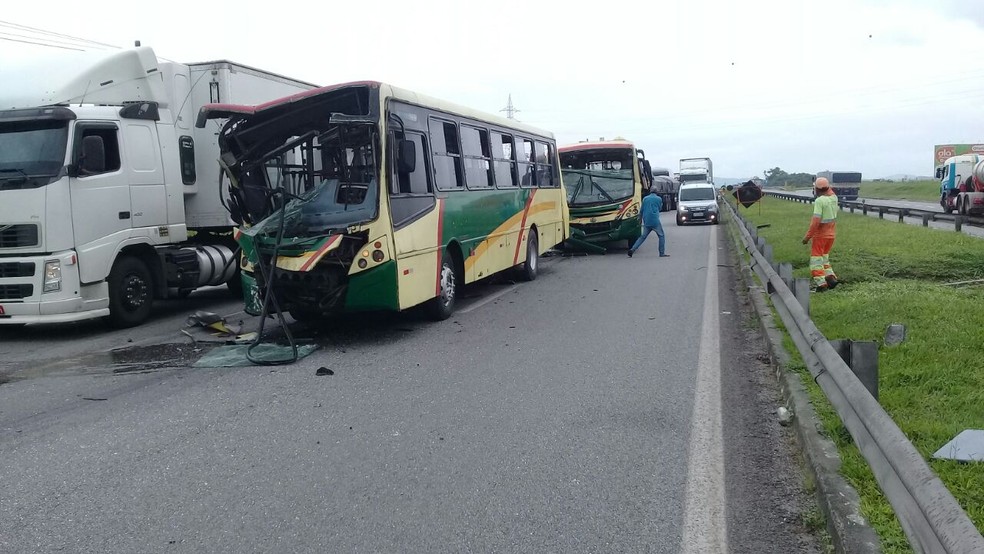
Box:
[427,251,458,321]
[942,196,953,214]
[107,256,154,328]
[519,233,539,282]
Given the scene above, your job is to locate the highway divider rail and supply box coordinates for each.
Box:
[723,199,984,553]
[766,191,984,232]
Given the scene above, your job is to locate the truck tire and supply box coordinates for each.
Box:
[942,195,953,214]
[426,251,459,321]
[107,256,154,328]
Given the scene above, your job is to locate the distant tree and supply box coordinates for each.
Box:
[763,167,814,188]
[763,167,789,187]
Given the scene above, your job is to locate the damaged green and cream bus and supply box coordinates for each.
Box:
[197,81,568,321]
[559,140,651,253]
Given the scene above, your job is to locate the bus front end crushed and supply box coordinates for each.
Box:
[202,82,399,320]
[564,201,641,253]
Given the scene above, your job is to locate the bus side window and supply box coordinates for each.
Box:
[518,137,535,188]
[534,141,554,188]
[392,131,432,195]
[492,132,518,188]
[461,125,493,189]
[429,117,463,190]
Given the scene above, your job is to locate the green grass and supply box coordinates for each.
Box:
[860,180,941,203]
[729,196,984,553]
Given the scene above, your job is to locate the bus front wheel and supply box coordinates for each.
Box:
[427,253,458,321]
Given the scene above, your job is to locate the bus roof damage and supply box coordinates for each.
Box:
[199,82,385,319]
[198,81,380,230]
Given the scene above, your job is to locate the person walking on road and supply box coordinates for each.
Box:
[628,188,668,258]
[802,177,839,292]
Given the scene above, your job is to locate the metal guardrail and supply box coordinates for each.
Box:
[723,199,984,553]
[766,191,984,232]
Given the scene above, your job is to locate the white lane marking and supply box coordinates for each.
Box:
[457,284,518,314]
[680,226,728,553]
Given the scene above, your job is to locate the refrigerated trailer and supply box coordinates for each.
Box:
[0,47,316,327]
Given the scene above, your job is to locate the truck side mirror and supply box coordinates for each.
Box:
[78,135,107,176]
[935,167,943,179]
[397,139,416,174]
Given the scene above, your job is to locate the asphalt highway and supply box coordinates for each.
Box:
[0,214,822,553]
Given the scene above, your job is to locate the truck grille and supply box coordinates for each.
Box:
[0,262,35,278]
[0,224,40,248]
[0,284,33,299]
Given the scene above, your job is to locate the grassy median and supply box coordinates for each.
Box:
[860,180,941,203]
[730,195,984,553]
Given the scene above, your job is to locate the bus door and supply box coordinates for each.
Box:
[388,130,441,309]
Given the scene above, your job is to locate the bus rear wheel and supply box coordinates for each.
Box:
[427,253,458,321]
[519,233,539,281]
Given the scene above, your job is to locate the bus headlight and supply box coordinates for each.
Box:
[43,260,62,292]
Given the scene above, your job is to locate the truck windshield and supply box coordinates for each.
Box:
[0,121,68,188]
[679,173,708,183]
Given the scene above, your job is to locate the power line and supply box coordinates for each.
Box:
[0,35,84,51]
[0,19,119,49]
[0,30,111,50]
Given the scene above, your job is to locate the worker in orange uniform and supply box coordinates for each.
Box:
[802,177,839,292]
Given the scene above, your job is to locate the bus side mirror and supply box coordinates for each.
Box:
[397,139,416,174]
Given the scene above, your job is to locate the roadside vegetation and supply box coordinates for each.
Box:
[728,195,984,553]
[861,180,940,203]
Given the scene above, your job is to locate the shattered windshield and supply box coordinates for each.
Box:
[563,168,635,206]
[561,149,636,206]
[0,121,68,188]
[244,124,379,238]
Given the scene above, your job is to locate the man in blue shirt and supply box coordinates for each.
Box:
[628,188,669,257]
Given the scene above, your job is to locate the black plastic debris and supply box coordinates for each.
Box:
[316,367,334,376]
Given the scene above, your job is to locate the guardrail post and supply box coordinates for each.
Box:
[763,244,773,263]
[955,215,963,232]
[898,209,907,223]
[862,204,868,215]
[756,236,766,254]
[779,263,794,289]
[921,213,932,227]
[793,278,811,315]
[878,207,885,219]
[850,204,855,213]
[830,340,880,401]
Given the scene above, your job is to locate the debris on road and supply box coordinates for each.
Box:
[193,343,318,368]
[316,367,334,376]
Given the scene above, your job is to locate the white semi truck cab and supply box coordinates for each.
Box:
[0,47,315,327]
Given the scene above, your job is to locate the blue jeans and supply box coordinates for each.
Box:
[630,221,665,255]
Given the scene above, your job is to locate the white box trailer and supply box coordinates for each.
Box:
[0,47,317,327]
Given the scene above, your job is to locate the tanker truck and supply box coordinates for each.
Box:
[937,154,984,215]
[0,47,316,327]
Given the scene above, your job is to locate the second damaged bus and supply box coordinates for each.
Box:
[559,140,650,252]
[197,81,567,321]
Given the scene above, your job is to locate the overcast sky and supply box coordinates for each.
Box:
[3,0,984,179]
